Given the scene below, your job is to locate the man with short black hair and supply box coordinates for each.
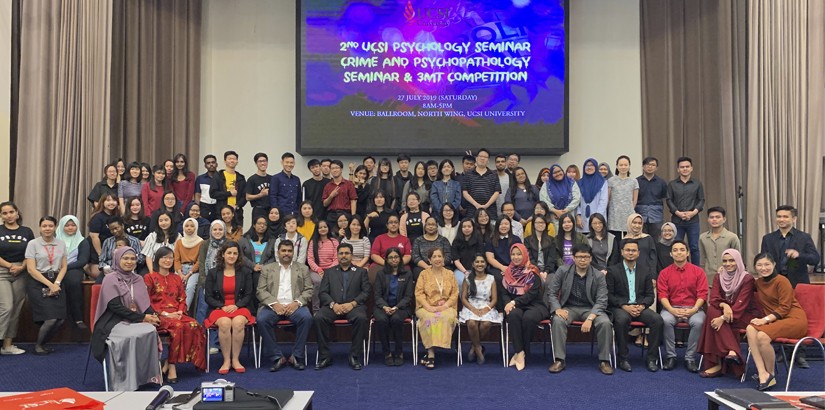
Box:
[698,206,741,287]
[362,156,376,178]
[760,204,819,368]
[494,154,512,213]
[506,153,520,173]
[393,154,412,202]
[606,238,662,372]
[302,159,330,221]
[666,156,704,264]
[257,240,313,371]
[195,154,218,221]
[98,216,144,277]
[246,153,271,222]
[322,160,357,226]
[547,243,614,375]
[314,243,371,370]
[461,148,502,219]
[456,154,476,218]
[269,152,301,216]
[210,150,247,227]
[636,156,668,238]
[320,158,332,179]
[657,239,707,372]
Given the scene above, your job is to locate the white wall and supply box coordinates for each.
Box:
[201,0,643,218]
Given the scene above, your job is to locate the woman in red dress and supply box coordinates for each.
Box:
[204,241,255,374]
[143,247,207,382]
[697,249,760,378]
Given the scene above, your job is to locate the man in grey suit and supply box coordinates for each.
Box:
[547,243,614,375]
[256,239,313,371]
[314,242,371,370]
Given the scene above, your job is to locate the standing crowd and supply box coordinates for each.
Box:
[0,149,819,391]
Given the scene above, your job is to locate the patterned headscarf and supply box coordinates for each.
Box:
[502,243,538,296]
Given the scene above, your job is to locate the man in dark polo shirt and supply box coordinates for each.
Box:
[246,152,271,222]
[461,148,501,219]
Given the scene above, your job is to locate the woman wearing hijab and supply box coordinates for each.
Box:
[697,249,760,378]
[539,164,581,230]
[265,207,284,240]
[625,213,658,275]
[656,222,677,272]
[534,167,550,190]
[194,221,226,319]
[178,202,209,240]
[501,243,547,371]
[576,159,609,233]
[57,215,91,329]
[174,218,204,310]
[91,247,162,391]
[144,247,207,382]
[598,162,612,180]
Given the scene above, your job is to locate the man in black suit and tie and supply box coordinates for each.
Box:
[606,238,663,372]
[314,242,371,370]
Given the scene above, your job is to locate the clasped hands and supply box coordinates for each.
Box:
[426,299,447,313]
[671,307,696,320]
[333,301,356,315]
[271,301,301,316]
[622,304,645,318]
[383,306,398,315]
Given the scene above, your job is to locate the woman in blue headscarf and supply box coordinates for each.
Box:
[575,159,609,233]
[538,164,580,230]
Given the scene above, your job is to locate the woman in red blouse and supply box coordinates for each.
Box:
[143,247,206,382]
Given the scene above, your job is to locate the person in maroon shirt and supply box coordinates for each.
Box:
[322,160,357,227]
[370,214,412,269]
[657,239,708,372]
[169,154,196,211]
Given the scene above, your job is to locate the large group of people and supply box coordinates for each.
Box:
[0,149,820,392]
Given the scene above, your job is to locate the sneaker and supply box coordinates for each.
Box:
[209,347,219,355]
[1,345,25,355]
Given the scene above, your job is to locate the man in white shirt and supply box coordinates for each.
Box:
[256,239,313,371]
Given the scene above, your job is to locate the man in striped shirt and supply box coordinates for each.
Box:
[461,148,502,219]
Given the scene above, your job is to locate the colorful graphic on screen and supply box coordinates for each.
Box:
[298,0,567,155]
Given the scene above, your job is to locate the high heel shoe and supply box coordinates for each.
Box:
[757,374,776,391]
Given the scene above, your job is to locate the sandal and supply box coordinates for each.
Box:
[425,356,436,370]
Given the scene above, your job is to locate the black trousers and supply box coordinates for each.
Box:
[374,308,411,355]
[507,304,549,354]
[314,305,367,359]
[251,206,270,223]
[611,306,663,361]
[63,268,85,323]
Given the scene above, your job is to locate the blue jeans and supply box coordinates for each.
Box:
[196,288,219,349]
[673,220,700,265]
[257,306,312,364]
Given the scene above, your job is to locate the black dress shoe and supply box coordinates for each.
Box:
[393,353,404,366]
[646,359,659,372]
[662,357,676,370]
[315,357,333,370]
[289,356,306,371]
[685,359,699,373]
[270,357,288,372]
[618,359,632,372]
[349,356,362,371]
[384,353,394,366]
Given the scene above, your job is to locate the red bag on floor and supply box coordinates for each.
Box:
[0,388,104,410]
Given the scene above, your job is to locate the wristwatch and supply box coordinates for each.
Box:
[330,302,335,309]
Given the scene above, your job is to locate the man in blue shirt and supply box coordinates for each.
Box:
[269,152,302,216]
[636,156,668,239]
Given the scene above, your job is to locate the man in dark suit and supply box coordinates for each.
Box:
[760,204,820,368]
[256,240,313,371]
[606,238,663,372]
[547,243,614,375]
[314,242,371,370]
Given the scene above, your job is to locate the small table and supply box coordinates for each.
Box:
[705,391,825,410]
